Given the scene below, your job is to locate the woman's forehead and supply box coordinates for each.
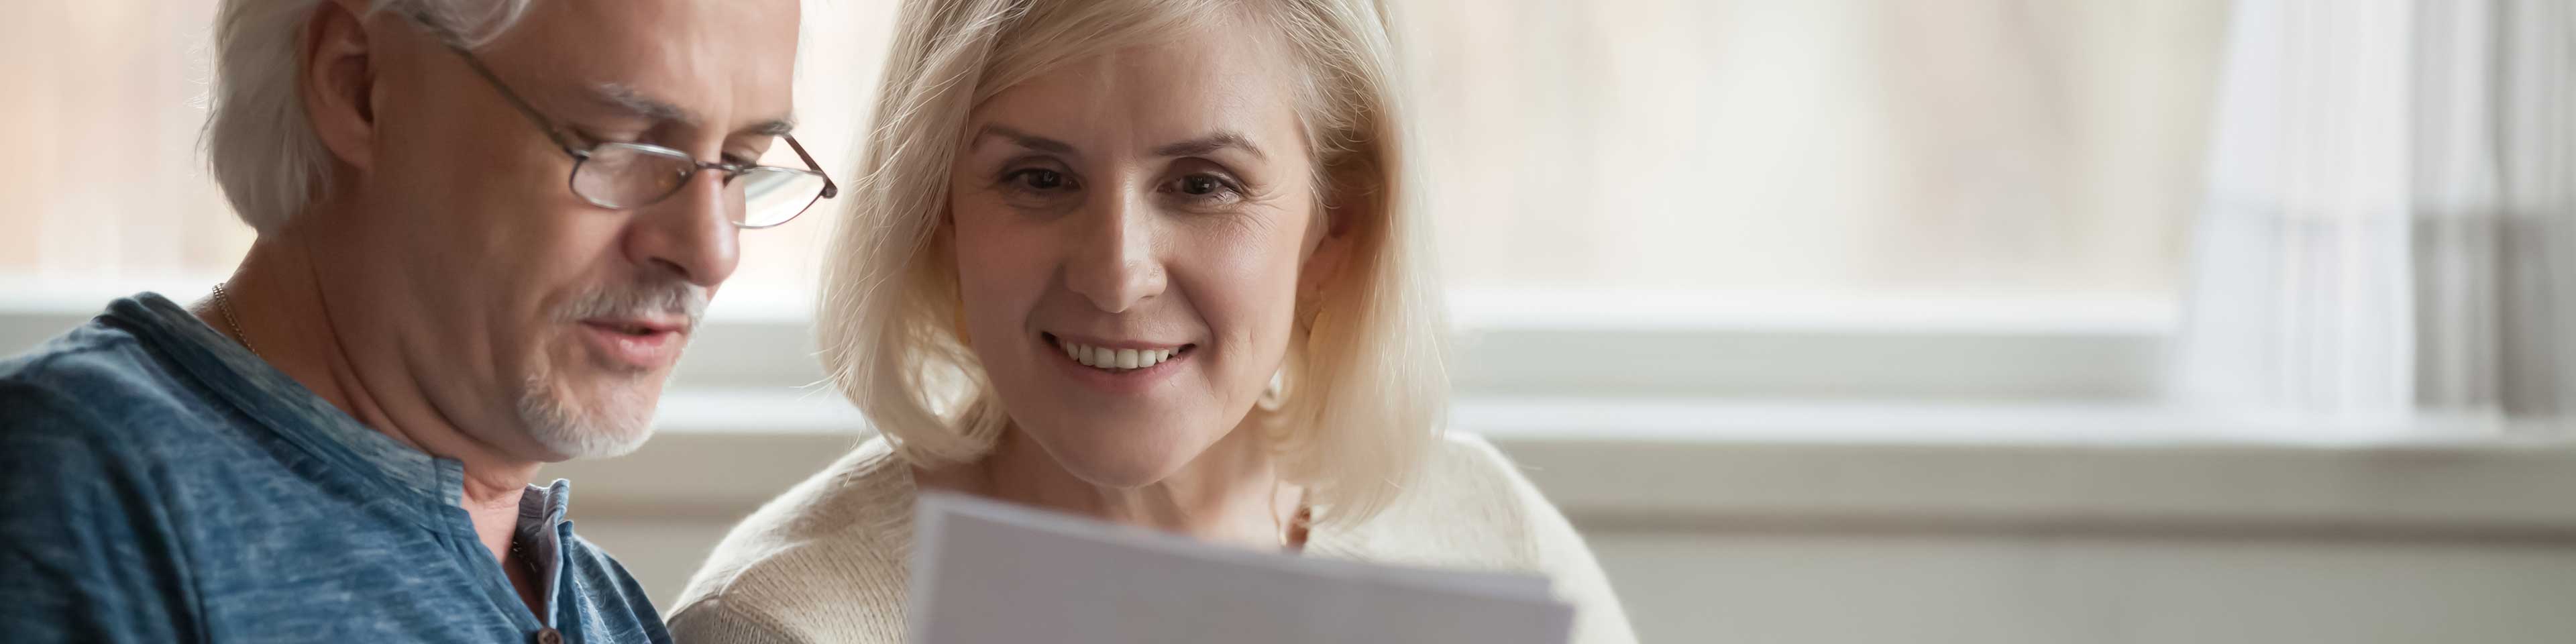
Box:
[967,27,1309,158]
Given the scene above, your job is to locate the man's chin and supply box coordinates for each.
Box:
[532,424,656,461]
[516,378,666,460]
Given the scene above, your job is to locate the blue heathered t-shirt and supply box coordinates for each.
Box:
[0,293,670,643]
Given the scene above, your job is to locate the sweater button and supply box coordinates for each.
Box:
[533,628,564,644]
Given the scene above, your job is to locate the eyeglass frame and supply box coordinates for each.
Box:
[410,15,838,229]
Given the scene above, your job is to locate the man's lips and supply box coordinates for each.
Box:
[580,317,690,336]
[576,317,691,370]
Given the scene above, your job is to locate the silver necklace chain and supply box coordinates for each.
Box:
[211,282,260,358]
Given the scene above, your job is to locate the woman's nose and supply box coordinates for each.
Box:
[1061,190,1167,313]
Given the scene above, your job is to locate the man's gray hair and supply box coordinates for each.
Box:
[205,0,537,234]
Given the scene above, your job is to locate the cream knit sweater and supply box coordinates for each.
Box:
[666,433,1639,644]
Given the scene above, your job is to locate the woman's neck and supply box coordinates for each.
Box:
[926,422,1305,551]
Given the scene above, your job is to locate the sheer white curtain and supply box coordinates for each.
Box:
[2174,0,2574,432]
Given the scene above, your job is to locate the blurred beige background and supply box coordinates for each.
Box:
[1,0,2221,302]
[15,1,2576,643]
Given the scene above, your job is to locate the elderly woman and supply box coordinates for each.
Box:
[667,0,1635,642]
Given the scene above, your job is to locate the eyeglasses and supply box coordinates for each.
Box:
[421,23,836,229]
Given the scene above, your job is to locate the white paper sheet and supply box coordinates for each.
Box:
[908,492,1576,644]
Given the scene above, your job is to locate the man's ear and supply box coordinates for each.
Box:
[302,0,378,174]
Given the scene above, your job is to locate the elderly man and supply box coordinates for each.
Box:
[0,0,826,641]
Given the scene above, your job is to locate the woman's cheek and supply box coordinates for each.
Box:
[1186,231,1307,382]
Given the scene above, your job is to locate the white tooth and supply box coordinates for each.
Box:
[1064,341,1081,361]
[1158,349,1175,362]
[1116,348,1140,369]
[1089,345,1114,368]
[1137,351,1162,368]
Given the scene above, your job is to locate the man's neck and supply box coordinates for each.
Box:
[191,233,540,566]
[943,419,1305,550]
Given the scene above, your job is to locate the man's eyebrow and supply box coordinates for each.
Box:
[588,83,697,126]
[1153,131,1266,160]
[592,83,796,136]
[973,124,1079,157]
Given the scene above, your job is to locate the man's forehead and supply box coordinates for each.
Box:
[496,0,800,132]
[535,0,802,42]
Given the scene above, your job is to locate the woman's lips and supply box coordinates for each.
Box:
[1042,332,1195,391]
[1055,336,1191,370]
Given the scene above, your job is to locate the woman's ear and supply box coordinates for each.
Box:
[933,219,973,347]
[934,207,961,268]
[302,0,378,174]
[1298,170,1369,305]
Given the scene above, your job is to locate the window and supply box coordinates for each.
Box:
[1405,0,2223,297]
[1,0,2231,404]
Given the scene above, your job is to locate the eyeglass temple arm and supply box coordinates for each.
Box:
[411,9,830,199]
[784,136,839,199]
[439,42,591,156]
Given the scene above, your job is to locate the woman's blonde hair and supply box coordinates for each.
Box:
[817,0,1446,525]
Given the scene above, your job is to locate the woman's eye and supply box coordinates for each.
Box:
[1167,174,1240,201]
[1008,168,1070,191]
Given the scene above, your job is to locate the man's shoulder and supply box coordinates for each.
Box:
[0,317,245,494]
[1,316,221,441]
[0,320,226,623]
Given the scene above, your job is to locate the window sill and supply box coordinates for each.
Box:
[1,280,2176,402]
[549,390,2576,541]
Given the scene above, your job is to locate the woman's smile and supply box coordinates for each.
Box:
[1042,331,1200,393]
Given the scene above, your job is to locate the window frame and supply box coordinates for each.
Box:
[0,278,2172,405]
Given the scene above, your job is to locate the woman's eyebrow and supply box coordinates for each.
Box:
[1153,131,1265,160]
[973,124,1079,157]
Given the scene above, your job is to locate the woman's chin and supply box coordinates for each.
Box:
[1026,427,1209,490]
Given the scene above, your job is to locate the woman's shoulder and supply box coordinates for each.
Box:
[1322,433,1556,567]
[1414,432,1553,534]
[1327,432,1642,644]
[667,435,918,643]
[1421,431,1535,492]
